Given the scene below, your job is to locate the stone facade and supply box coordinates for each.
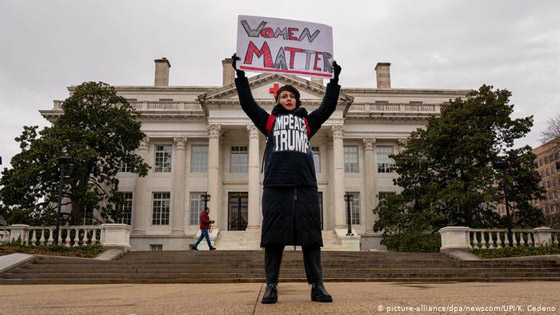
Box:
[528,140,560,228]
[40,58,469,251]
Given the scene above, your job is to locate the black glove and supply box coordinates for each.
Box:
[231,53,245,78]
[332,61,341,81]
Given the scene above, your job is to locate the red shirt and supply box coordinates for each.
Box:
[199,211,212,229]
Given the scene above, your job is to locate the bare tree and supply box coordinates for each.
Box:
[541,114,560,145]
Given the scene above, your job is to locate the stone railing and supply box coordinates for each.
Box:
[130,101,201,111]
[348,103,441,114]
[53,100,202,112]
[439,226,560,252]
[0,224,131,249]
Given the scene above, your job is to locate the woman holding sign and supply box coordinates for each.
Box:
[232,54,341,304]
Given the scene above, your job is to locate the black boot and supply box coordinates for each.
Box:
[261,283,278,304]
[311,283,333,302]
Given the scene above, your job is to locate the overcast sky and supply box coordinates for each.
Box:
[1,0,559,171]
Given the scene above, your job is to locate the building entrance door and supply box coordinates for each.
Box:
[228,192,248,230]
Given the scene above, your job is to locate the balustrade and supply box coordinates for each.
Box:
[0,224,129,248]
[350,103,441,114]
[440,226,560,252]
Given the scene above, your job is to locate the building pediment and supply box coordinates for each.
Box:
[198,73,353,117]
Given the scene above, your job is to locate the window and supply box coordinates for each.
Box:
[377,146,395,173]
[346,192,360,225]
[191,145,208,172]
[116,192,133,225]
[119,150,137,173]
[378,192,395,209]
[312,147,321,173]
[152,192,170,225]
[155,145,172,172]
[119,161,132,173]
[344,146,359,173]
[190,192,207,225]
[230,146,248,173]
[150,244,163,251]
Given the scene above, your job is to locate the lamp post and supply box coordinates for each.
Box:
[201,193,211,210]
[55,156,72,245]
[493,160,513,246]
[344,193,354,236]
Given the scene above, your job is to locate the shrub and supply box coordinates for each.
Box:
[471,244,560,259]
[0,241,103,258]
[382,232,441,252]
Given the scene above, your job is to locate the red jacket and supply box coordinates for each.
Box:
[199,211,212,229]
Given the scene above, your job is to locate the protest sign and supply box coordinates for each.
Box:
[236,15,334,78]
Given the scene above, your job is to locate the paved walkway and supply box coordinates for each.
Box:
[1,282,559,314]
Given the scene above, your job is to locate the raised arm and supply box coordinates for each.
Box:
[232,54,270,135]
[307,62,342,138]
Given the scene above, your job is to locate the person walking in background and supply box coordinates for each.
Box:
[192,207,216,251]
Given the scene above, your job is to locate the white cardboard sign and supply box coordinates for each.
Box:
[236,15,334,78]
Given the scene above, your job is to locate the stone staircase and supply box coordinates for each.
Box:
[212,230,347,251]
[213,230,261,250]
[2,251,560,284]
[321,230,348,251]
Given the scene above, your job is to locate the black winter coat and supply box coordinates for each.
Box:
[235,76,341,246]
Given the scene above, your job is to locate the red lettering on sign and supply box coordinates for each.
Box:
[269,83,281,98]
[260,27,274,38]
[285,47,304,69]
[244,41,273,68]
[288,28,299,40]
[313,51,322,71]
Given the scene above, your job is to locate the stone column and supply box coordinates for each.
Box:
[171,137,187,235]
[207,124,221,230]
[247,125,260,230]
[331,126,346,228]
[363,138,377,234]
[133,138,150,234]
[326,136,334,229]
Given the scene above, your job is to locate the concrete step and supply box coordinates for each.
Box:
[15,265,560,274]
[3,276,560,285]
[3,250,559,285]
[5,270,560,281]
[6,271,560,280]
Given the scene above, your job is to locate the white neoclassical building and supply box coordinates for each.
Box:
[41,58,468,251]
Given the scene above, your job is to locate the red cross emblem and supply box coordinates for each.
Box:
[269,83,280,98]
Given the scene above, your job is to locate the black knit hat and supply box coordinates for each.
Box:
[275,85,301,108]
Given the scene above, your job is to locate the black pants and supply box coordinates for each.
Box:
[265,245,323,284]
